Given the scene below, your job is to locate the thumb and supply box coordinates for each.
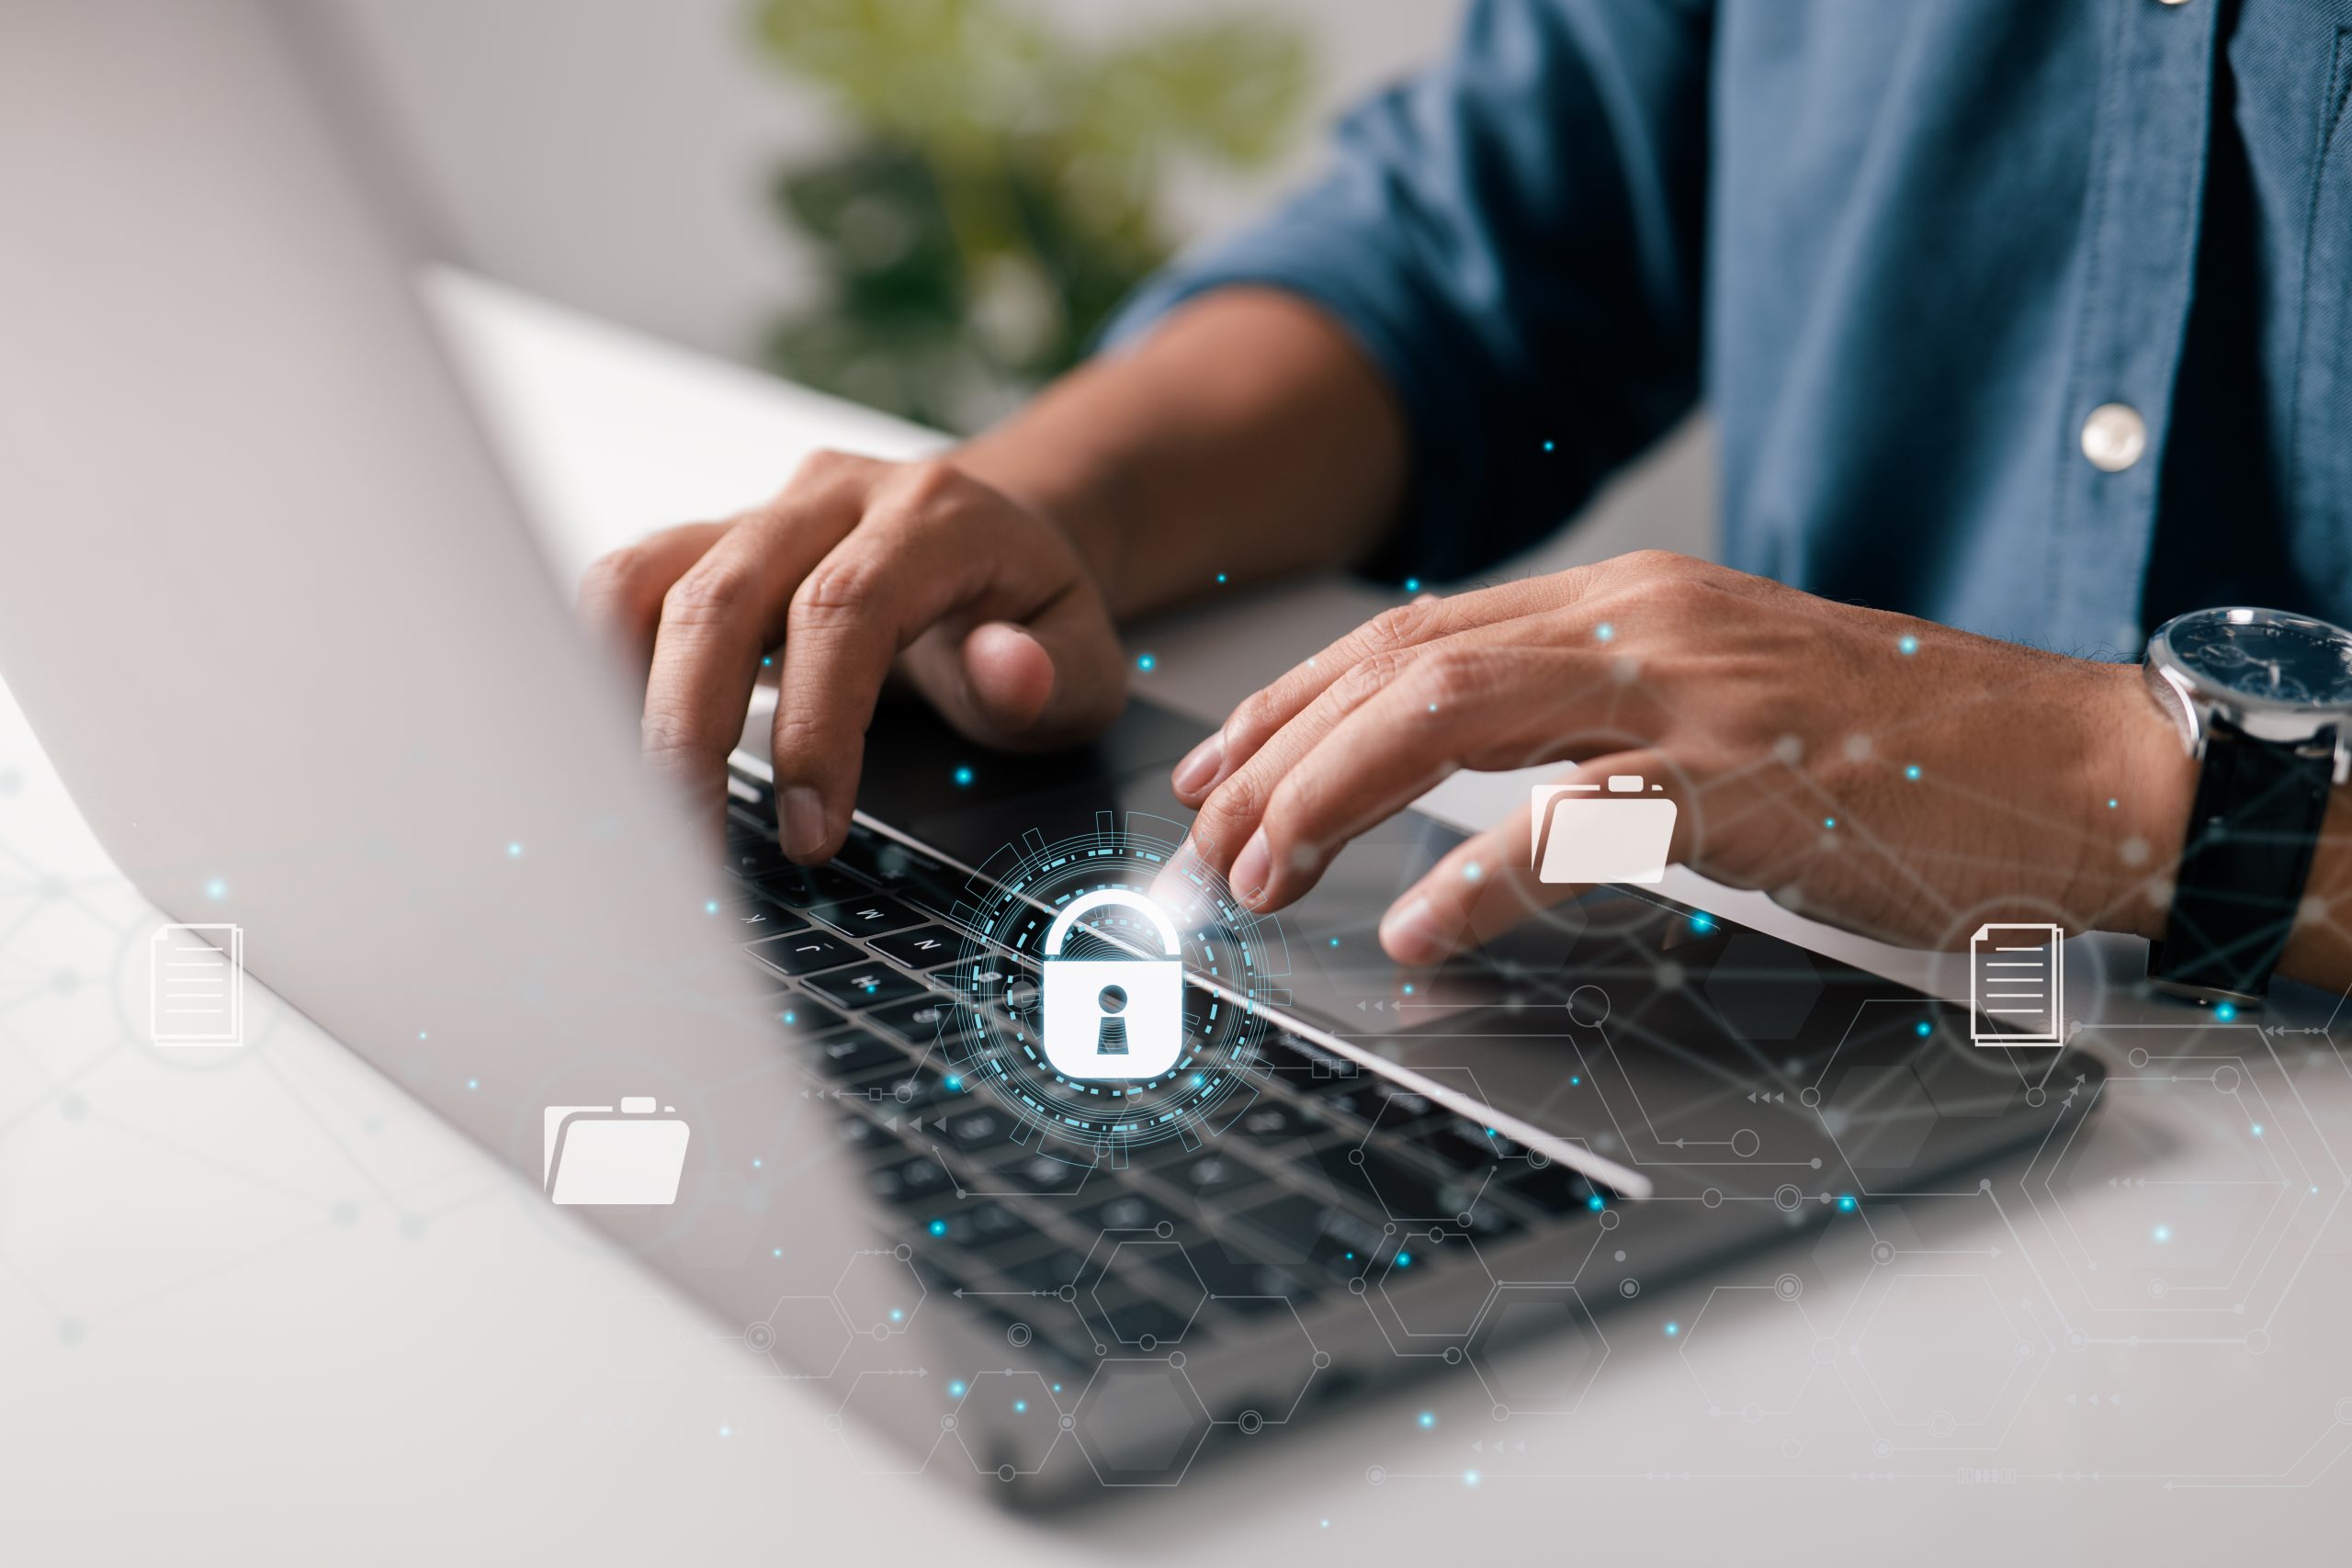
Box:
[904,584,1128,750]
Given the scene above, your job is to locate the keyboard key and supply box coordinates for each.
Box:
[806,965,931,1010]
[869,922,962,969]
[745,930,860,976]
[1076,1190,1187,1233]
[1233,1192,1385,1278]
[723,835,792,883]
[812,1032,907,1079]
[767,996,850,1038]
[1223,1099,1324,1146]
[1159,1151,1269,1207]
[1307,1141,1450,1219]
[919,1201,1032,1248]
[755,862,873,908]
[865,994,956,1044]
[733,894,810,941]
[937,1104,1012,1152]
[868,1153,954,1204]
[977,1147,1092,1195]
[1148,1230,1317,1313]
[833,824,956,890]
[808,895,927,938]
[996,1247,1085,1295]
[1091,1282,1203,1347]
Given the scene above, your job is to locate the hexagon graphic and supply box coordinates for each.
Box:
[749,1292,854,1379]
[1465,1283,1610,1416]
[1818,1062,1939,1170]
[1374,1228,1497,1341]
[947,1369,1066,1477]
[1086,1239,1208,1349]
[830,1369,947,1475]
[1355,1093,1501,1224]
[1677,1284,1819,1417]
[1851,1272,2027,1430]
[1070,1359,1214,1485]
[836,1248,927,1337]
[1192,1297,1324,1424]
[1702,932,1824,1041]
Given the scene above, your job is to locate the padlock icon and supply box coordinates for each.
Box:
[1040,888,1186,1081]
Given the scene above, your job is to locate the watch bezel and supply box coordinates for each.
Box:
[2144,607,2352,758]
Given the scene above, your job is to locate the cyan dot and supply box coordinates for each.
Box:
[1897,635,1919,655]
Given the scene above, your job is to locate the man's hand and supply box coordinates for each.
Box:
[1170,551,2195,963]
[580,450,1124,862]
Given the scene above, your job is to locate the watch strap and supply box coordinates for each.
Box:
[2148,716,2335,1000]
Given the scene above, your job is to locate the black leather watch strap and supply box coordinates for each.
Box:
[2148,715,2336,1001]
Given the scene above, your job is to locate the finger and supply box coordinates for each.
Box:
[641,489,864,808]
[577,521,731,676]
[897,582,1125,749]
[1380,750,1669,964]
[1183,609,1615,867]
[770,491,1097,860]
[1174,572,1601,807]
[1204,643,1635,907]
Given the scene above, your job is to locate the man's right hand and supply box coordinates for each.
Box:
[578,448,1125,863]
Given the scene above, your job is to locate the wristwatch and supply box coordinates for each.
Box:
[2142,607,2352,1003]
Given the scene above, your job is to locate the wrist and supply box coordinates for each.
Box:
[952,402,1141,615]
[2076,659,2199,942]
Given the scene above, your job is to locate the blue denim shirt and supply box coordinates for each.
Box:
[1105,0,2352,659]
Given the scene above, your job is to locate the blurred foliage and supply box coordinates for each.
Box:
[750,0,1310,431]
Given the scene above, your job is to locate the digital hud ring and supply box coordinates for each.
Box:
[941,813,1289,1165]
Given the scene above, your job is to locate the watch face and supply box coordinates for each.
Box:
[2163,610,2352,708]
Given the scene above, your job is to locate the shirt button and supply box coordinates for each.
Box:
[2081,402,2147,472]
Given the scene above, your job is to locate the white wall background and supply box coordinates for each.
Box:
[315,0,1713,571]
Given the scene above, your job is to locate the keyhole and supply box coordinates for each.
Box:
[1094,985,1129,1055]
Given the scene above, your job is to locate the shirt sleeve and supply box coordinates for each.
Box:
[1098,0,1714,584]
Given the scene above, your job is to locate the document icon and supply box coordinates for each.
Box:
[1531,776,1679,885]
[149,923,243,1047]
[542,1099,691,1205]
[1970,923,2064,1045]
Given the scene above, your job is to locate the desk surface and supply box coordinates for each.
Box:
[4,274,2346,1564]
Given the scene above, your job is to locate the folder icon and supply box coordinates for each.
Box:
[1531,776,1678,885]
[542,1098,691,1205]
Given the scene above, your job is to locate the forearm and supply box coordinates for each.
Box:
[951,288,1410,620]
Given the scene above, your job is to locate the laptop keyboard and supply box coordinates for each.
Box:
[721,767,1602,1364]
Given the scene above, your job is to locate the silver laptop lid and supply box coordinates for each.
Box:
[0,0,944,1373]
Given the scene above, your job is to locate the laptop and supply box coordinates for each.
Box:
[0,0,2101,1503]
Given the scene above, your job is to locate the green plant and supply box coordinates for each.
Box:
[751,0,1310,431]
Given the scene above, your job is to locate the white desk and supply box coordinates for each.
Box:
[4,275,2346,1563]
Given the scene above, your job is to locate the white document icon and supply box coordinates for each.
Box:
[149,923,243,1047]
[1970,923,2064,1045]
[542,1099,691,1205]
[1531,776,1679,885]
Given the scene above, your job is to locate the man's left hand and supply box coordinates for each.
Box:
[1169,552,2193,963]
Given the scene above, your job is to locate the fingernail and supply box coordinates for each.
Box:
[780,786,827,861]
[1380,895,1446,964]
[1171,733,1224,796]
[1229,828,1272,906]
